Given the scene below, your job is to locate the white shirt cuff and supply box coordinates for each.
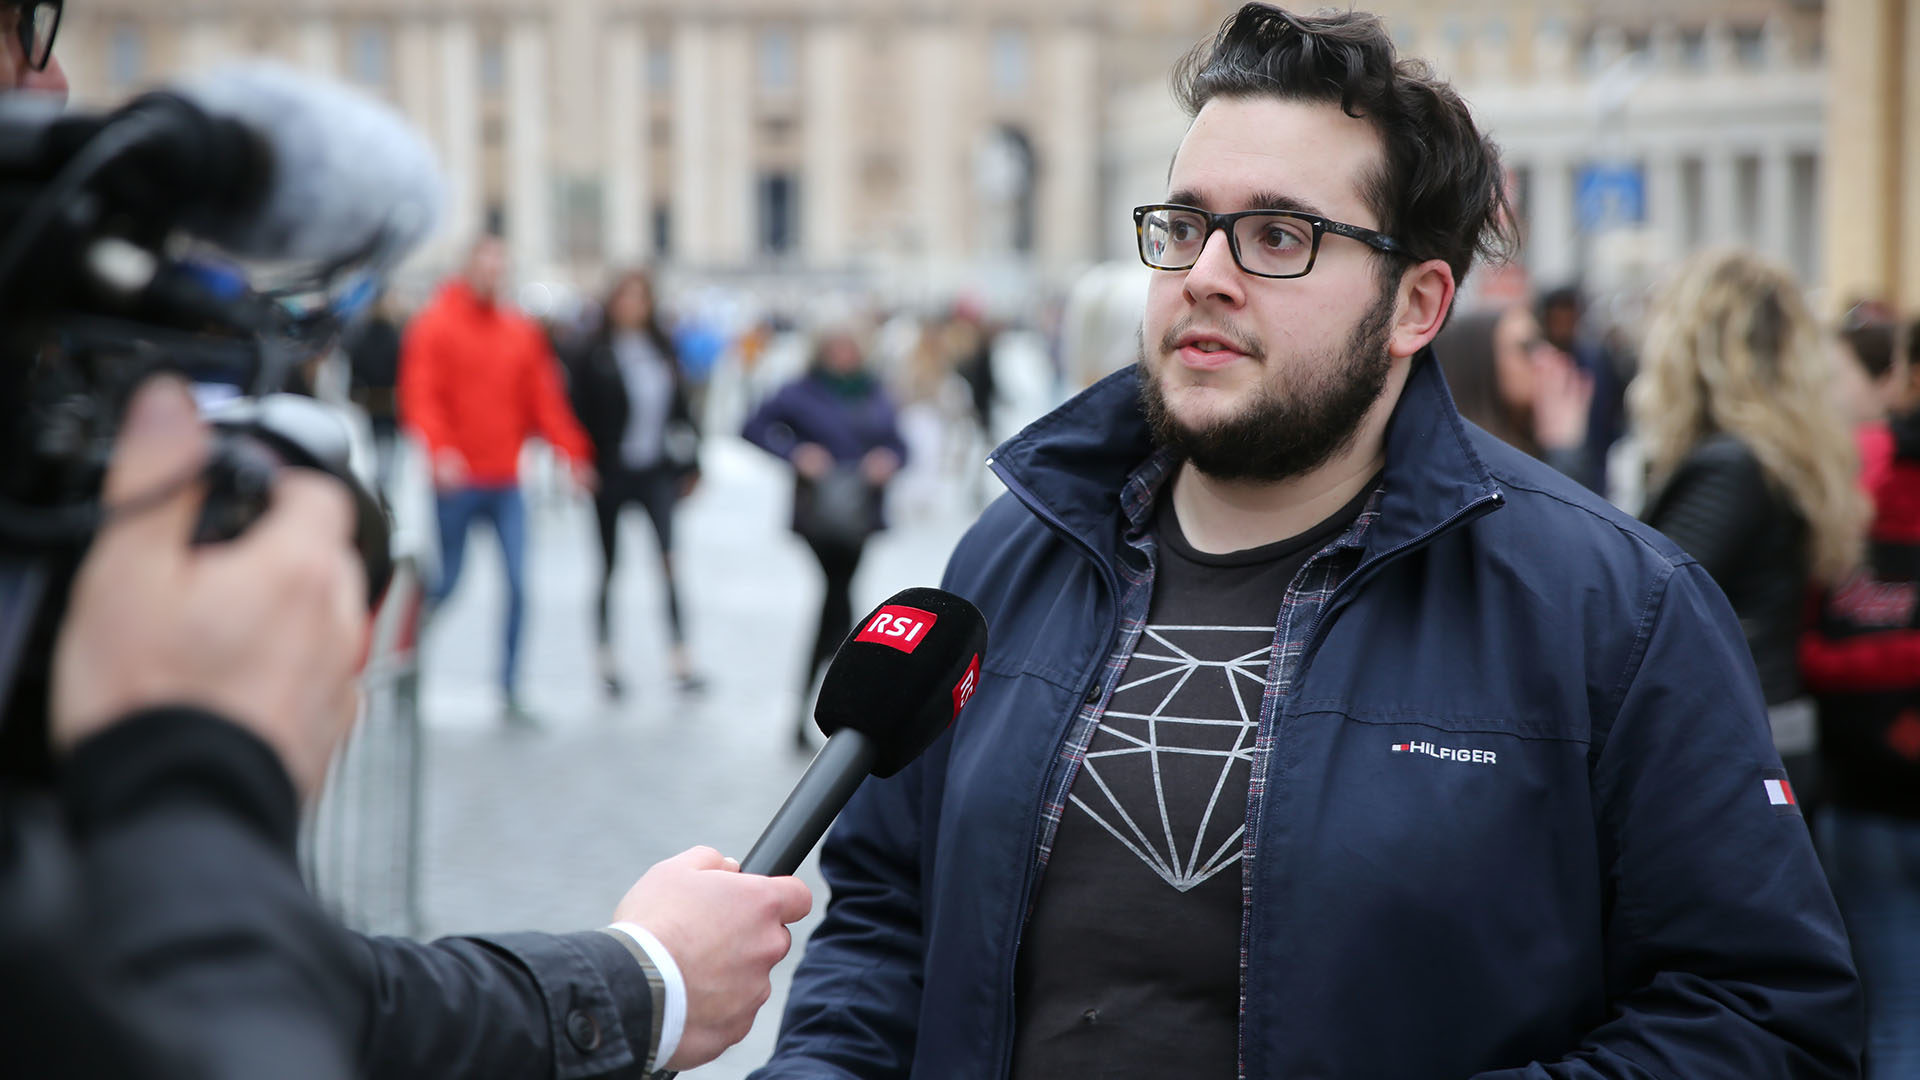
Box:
[606,921,686,1070]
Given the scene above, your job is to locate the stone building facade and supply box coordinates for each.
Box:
[49,1,1915,309]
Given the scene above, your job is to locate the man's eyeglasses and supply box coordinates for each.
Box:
[1132,203,1403,280]
[5,0,60,72]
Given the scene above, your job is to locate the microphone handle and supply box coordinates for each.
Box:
[739,729,877,877]
[658,731,877,1077]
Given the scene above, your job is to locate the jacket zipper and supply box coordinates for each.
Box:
[1297,490,1506,672]
[986,458,1125,1080]
[1235,488,1504,1080]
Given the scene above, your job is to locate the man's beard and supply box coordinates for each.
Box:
[1138,284,1397,483]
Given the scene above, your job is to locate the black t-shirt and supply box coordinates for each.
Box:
[1011,480,1373,1079]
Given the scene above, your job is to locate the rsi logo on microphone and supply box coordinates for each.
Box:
[855,605,937,653]
[951,654,981,720]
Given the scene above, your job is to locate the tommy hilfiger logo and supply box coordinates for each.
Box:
[1391,741,1498,765]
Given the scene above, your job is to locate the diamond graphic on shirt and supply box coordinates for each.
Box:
[1069,624,1271,893]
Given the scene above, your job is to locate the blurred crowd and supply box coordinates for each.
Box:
[322,233,1920,1072]
[330,237,1040,732]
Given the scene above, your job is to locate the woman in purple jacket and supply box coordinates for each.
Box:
[743,327,909,747]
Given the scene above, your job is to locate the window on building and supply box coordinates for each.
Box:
[1789,153,1819,281]
[1732,24,1766,67]
[1679,27,1707,69]
[991,27,1030,98]
[758,172,797,256]
[559,179,605,264]
[108,23,145,88]
[758,27,796,94]
[1679,158,1704,252]
[1735,155,1761,240]
[480,38,506,94]
[652,204,672,257]
[349,24,391,88]
[647,41,672,94]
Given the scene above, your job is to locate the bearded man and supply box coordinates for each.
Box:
[753,5,1861,1079]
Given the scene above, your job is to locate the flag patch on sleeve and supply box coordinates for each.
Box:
[1762,771,1801,815]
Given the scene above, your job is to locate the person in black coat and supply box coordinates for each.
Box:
[568,268,704,696]
[1633,249,1871,814]
[345,290,405,493]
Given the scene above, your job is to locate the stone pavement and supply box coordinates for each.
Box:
[409,434,984,1078]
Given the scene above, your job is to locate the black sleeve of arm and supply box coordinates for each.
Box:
[63,708,363,1080]
[1641,446,1768,584]
[352,928,658,1080]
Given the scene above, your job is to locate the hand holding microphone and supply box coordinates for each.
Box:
[643,587,987,1076]
[611,847,811,1071]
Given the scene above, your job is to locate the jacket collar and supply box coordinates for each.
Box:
[988,350,1502,561]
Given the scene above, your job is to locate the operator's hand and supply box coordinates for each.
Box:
[612,846,814,1070]
[51,375,369,801]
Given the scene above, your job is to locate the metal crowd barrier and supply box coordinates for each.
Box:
[303,556,426,936]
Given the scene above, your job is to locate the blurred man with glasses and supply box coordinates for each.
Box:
[759,5,1862,1079]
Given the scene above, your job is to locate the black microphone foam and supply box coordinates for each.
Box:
[815,587,988,778]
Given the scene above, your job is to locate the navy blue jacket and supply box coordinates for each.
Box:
[756,355,1861,1080]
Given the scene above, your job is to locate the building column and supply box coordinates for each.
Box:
[1527,155,1577,286]
[395,21,438,148]
[296,16,338,78]
[906,22,962,260]
[1703,148,1739,248]
[1758,145,1794,264]
[604,22,649,263]
[438,21,481,258]
[181,16,234,70]
[553,0,601,178]
[670,21,712,265]
[1646,150,1686,263]
[708,23,755,265]
[505,18,553,274]
[1901,0,1920,310]
[1040,24,1099,268]
[1820,0,1902,310]
[802,21,856,267]
[389,20,440,270]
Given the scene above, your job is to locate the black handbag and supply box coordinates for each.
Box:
[795,466,878,546]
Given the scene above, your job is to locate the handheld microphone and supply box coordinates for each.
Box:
[739,587,989,877]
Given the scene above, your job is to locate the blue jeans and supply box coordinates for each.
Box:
[434,484,527,696]
[1820,806,1920,1078]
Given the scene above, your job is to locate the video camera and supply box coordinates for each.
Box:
[0,64,443,777]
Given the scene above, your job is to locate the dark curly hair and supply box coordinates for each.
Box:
[1173,4,1518,290]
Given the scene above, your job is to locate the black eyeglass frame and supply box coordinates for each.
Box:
[1132,202,1404,280]
[7,0,60,72]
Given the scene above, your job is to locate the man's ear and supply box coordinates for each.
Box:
[1387,259,1456,359]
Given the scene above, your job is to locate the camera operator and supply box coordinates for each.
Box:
[0,6,813,1078]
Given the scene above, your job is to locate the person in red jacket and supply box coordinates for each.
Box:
[399,236,594,721]
[1802,312,1920,1076]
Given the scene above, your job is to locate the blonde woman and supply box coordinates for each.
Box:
[1633,248,1869,811]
